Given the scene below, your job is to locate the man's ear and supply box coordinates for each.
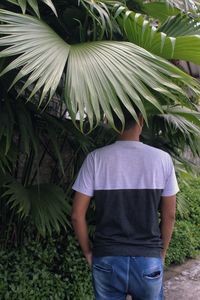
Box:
[138,114,144,127]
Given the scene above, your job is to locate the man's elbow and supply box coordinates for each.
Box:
[163,213,176,223]
[169,214,176,223]
[71,212,78,224]
[71,212,85,224]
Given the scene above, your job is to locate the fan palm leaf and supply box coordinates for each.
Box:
[80,0,125,39]
[163,0,200,11]
[159,106,200,140]
[0,9,199,131]
[2,182,70,236]
[142,2,180,23]
[145,0,200,12]
[150,105,200,158]
[0,140,16,173]
[0,10,70,102]
[158,13,200,36]
[6,0,57,16]
[0,100,14,155]
[118,10,200,64]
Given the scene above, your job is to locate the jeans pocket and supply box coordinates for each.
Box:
[142,257,163,281]
[143,269,162,280]
[92,260,114,294]
[93,263,113,273]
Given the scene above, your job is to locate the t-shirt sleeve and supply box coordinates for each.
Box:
[72,153,94,197]
[162,155,179,197]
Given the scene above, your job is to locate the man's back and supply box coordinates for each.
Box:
[73,140,179,258]
[72,109,179,299]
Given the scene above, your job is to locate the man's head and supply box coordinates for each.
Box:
[113,104,143,132]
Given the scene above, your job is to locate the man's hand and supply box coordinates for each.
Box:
[161,250,166,264]
[85,251,93,267]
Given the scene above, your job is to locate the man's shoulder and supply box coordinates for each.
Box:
[142,143,170,158]
[88,142,171,162]
[89,143,116,157]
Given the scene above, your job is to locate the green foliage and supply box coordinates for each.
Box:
[176,177,200,233]
[142,2,180,23]
[159,13,200,36]
[7,0,57,16]
[0,97,92,245]
[142,0,200,13]
[118,7,200,65]
[0,235,94,300]
[166,177,200,266]
[142,106,200,165]
[1,9,199,132]
[165,220,199,266]
[162,0,200,12]
[0,0,200,133]
[3,182,71,236]
[61,235,93,300]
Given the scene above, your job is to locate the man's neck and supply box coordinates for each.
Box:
[118,128,140,141]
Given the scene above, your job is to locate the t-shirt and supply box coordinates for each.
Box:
[72,141,179,257]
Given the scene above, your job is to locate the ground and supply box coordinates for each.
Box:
[164,256,200,300]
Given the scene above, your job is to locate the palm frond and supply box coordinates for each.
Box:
[6,0,57,17]
[40,0,57,16]
[0,100,15,155]
[176,189,190,217]
[163,0,200,12]
[0,9,200,131]
[142,105,200,183]
[159,113,200,135]
[151,105,200,158]
[142,2,180,23]
[0,10,70,104]
[65,41,200,131]
[2,182,70,236]
[0,140,16,173]
[16,102,38,154]
[145,0,200,12]
[80,0,125,39]
[164,106,200,127]
[0,97,38,156]
[118,9,200,64]
[0,98,69,177]
[159,13,200,36]
[157,106,200,142]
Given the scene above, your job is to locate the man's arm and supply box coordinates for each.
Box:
[71,191,92,266]
[160,195,176,261]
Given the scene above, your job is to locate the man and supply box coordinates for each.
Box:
[71,106,179,300]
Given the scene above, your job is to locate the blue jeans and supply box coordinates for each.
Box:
[92,256,163,300]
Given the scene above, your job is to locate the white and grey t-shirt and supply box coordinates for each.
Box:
[72,141,179,257]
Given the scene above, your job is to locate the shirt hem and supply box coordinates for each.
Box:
[93,246,162,258]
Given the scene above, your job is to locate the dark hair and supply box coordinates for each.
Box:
[113,104,141,131]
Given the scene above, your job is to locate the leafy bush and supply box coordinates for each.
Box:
[178,178,200,226]
[166,177,200,266]
[165,220,199,266]
[0,235,94,300]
